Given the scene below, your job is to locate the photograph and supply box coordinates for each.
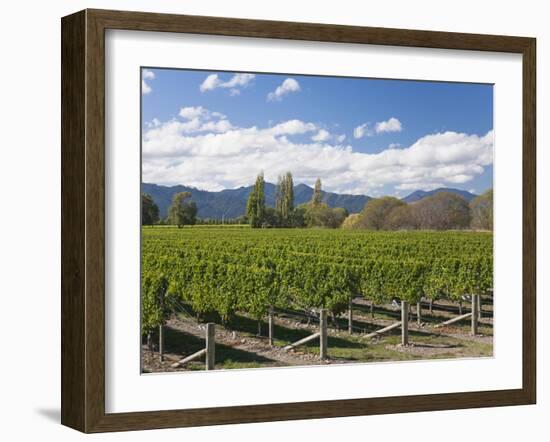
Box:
[140,68,494,373]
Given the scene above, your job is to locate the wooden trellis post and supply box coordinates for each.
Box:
[283,332,320,350]
[365,321,401,338]
[320,309,328,359]
[401,301,409,346]
[348,296,353,334]
[206,322,215,370]
[268,306,274,346]
[172,323,216,370]
[434,312,471,328]
[283,309,328,359]
[159,291,165,362]
[471,295,479,336]
[159,323,164,362]
[478,294,482,319]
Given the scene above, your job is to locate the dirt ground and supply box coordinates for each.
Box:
[142,296,493,373]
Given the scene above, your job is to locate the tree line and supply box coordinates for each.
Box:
[245,172,347,228]
[142,191,198,227]
[142,172,493,231]
[343,189,493,231]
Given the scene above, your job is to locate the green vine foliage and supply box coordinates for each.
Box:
[141,228,493,334]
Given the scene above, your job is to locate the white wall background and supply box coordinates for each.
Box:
[0,0,545,439]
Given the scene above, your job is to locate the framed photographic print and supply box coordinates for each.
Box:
[61,9,536,433]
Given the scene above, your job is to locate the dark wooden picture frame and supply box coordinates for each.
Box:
[61,8,536,433]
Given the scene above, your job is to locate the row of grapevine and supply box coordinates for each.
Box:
[141,227,493,334]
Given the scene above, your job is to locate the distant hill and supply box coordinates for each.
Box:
[401,188,477,204]
[142,182,372,219]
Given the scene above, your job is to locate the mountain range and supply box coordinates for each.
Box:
[401,188,477,204]
[141,182,477,220]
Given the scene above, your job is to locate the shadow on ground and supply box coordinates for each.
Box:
[164,326,276,366]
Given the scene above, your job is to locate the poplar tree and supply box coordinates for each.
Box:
[312,177,323,207]
[255,173,266,223]
[246,172,266,228]
[276,171,295,227]
[246,186,258,227]
[284,171,294,216]
[275,175,284,223]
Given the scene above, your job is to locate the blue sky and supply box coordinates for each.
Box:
[141,68,493,197]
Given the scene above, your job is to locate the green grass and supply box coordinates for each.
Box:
[147,319,492,373]
[185,359,268,370]
[143,224,251,228]
[166,305,493,371]
[279,326,492,363]
[336,335,488,362]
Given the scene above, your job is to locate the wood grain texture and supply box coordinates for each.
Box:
[522,38,537,403]
[60,8,537,433]
[88,8,532,53]
[61,10,86,432]
[84,9,107,432]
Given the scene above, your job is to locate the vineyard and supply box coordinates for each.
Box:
[141,227,493,371]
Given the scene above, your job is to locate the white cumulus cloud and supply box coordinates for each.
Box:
[268,119,316,135]
[312,129,346,143]
[223,73,255,88]
[354,117,403,139]
[141,69,155,95]
[199,73,255,94]
[353,123,372,139]
[142,106,493,195]
[312,129,330,142]
[178,106,208,120]
[145,106,234,142]
[375,117,402,133]
[267,78,301,102]
[199,74,220,92]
